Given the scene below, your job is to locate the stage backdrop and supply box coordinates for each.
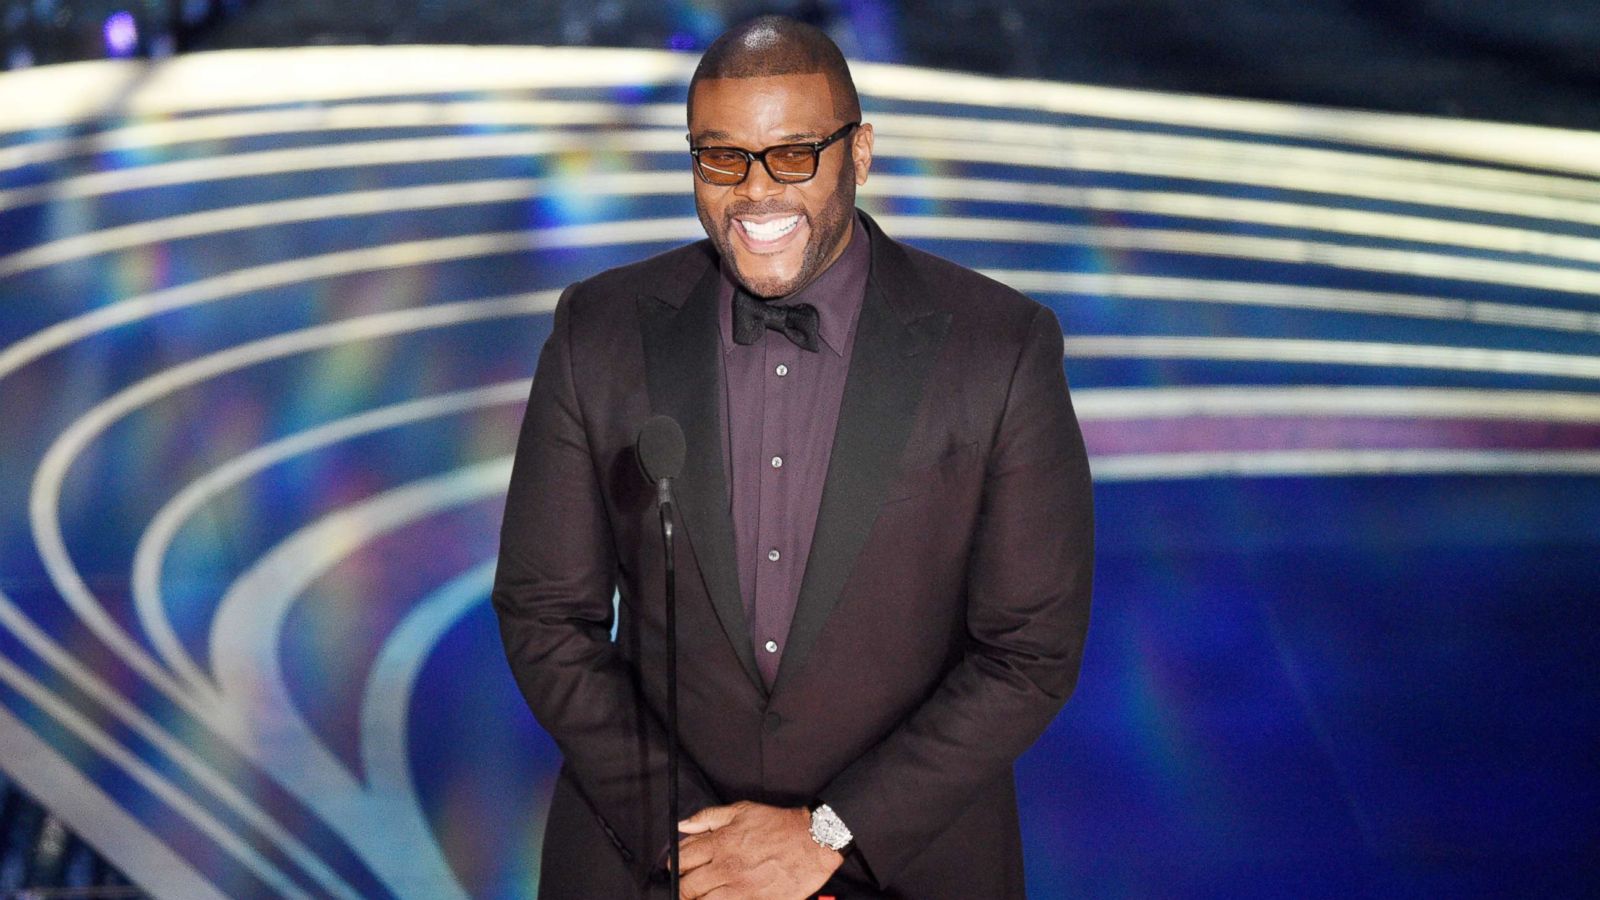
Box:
[0,46,1596,897]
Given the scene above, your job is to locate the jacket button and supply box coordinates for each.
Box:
[764,711,781,733]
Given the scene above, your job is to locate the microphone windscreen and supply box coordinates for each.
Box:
[636,415,686,483]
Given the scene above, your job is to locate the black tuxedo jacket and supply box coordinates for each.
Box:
[493,211,1094,899]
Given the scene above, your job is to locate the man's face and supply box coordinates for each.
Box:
[688,72,873,298]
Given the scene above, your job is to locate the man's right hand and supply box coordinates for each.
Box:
[675,801,843,899]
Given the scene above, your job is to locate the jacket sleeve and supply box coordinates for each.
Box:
[821,303,1095,888]
[491,283,721,886]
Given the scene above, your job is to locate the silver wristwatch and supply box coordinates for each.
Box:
[808,803,853,852]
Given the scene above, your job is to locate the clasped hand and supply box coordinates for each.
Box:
[674,801,843,899]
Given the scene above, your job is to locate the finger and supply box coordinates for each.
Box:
[678,858,729,899]
[678,803,737,834]
[677,806,732,835]
[677,834,715,873]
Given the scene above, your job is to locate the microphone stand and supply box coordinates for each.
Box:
[658,476,680,898]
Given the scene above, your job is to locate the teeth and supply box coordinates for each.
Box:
[739,215,800,241]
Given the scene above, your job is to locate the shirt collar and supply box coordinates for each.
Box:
[718,210,871,357]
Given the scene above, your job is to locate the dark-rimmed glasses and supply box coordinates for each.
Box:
[689,122,859,186]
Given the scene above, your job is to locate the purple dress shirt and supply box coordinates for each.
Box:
[717,212,871,688]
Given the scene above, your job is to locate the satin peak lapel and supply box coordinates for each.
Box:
[637,255,766,694]
[772,262,952,696]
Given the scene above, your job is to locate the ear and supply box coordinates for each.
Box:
[851,123,874,185]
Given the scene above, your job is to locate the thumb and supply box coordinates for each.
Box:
[678,803,738,834]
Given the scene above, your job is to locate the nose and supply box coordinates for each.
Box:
[734,157,785,202]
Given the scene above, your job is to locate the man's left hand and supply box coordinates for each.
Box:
[676,801,843,899]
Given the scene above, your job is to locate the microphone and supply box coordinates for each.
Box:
[636,414,686,497]
[635,415,685,895]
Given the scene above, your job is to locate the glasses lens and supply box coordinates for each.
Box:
[766,146,819,182]
[696,149,748,185]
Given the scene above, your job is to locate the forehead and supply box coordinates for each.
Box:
[688,72,840,142]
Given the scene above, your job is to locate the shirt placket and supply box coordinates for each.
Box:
[752,331,799,680]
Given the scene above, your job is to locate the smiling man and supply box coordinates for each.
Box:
[493,15,1094,900]
[687,70,862,300]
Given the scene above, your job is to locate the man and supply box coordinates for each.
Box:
[493,15,1094,899]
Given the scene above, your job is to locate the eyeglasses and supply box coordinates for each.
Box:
[689,122,859,186]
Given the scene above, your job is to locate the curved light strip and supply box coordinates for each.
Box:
[0,653,308,899]
[891,216,1600,296]
[32,293,557,717]
[0,218,697,384]
[209,460,511,900]
[359,559,498,890]
[892,135,1600,227]
[0,222,692,885]
[852,63,1600,178]
[987,270,1600,335]
[7,211,1596,422]
[0,128,682,213]
[15,299,555,900]
[1061,185,1600,263]
[0,99,682,174]
[0,599,361,898]
[1061,335,1600,380]
[1071,386,1600,422]
[5,48,1600,177]
[881,112,1600,200]
[0,173,677,277]
[9,100,1600,211]
[874,176,1600,261]
[0,47,695,133]
[1092,449,1600,481]
[6,120,1599,230]
[10,170,1600,283]
[0,702,225,899]
[133,380,530,702]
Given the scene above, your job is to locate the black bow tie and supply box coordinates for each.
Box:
[732,288,821,352]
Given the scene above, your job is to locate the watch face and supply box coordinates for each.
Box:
[810,804,852,851]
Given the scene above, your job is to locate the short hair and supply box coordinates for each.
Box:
[688,15,861,125]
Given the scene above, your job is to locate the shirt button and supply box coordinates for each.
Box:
[767,548,780,562]
[775,364,789,377]
[770,456,783,468]
[764,640,778,653]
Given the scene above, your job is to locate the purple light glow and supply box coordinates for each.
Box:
[104,11,138,58]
